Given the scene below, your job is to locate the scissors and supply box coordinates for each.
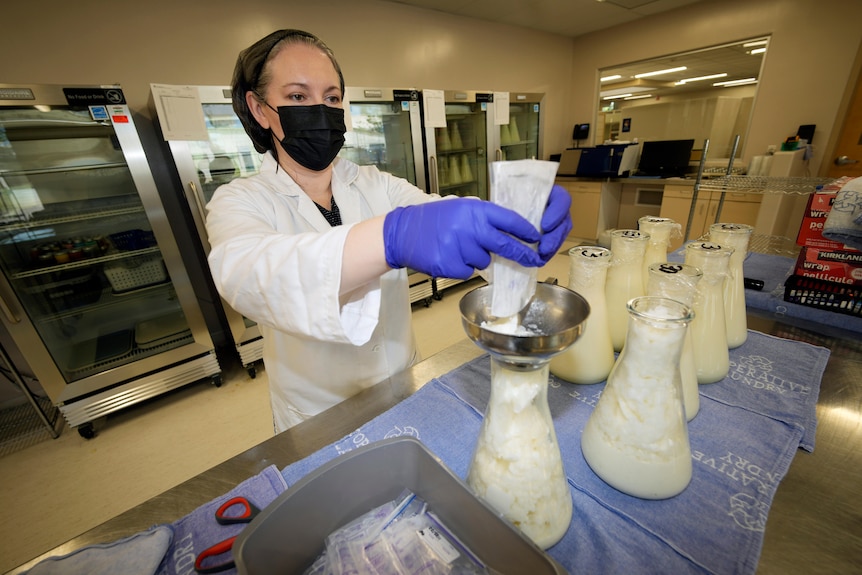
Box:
[194,496,260,574]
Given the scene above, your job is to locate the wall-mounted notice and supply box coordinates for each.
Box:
[423,89,447,128]
[494,92,510,125]
[150,83,209,141]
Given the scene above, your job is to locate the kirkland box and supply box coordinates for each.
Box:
[793,246,862,287]
[234,437,567,575]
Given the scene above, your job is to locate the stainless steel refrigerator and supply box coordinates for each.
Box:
[150,84,265,376]
[422,90,495,295]
[489,92,544,163]
[0,83,220,438]
[343,87,434,305]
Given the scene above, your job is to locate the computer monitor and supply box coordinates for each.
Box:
[636,139,695,178]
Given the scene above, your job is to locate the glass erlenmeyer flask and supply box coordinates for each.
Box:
[708,223,753,348]
[605,229,649,351]
[685,241,733,383]
[581,296,694,499]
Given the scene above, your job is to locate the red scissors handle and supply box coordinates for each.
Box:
[194,535,238,574]
[215,496,259,525]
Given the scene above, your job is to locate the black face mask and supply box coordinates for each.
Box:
[266,103,346,171]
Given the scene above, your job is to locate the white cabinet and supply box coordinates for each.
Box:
[556,179,621,241]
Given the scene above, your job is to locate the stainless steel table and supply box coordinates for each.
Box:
[10,312,862,574]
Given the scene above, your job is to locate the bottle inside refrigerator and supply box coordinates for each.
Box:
[0,83,220,438]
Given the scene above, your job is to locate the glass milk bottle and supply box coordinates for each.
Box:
[638,216,682,291]
[708,223,754,348]
[685,242,733,384]
[647,263,703,421]
[467,358,572,549]
[581,296,694,499]
[551,247,615,384]
[605,230,650,352]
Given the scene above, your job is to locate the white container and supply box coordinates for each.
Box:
[467,359,572,549]
[550,247,615,384]
[684,241,733,384]
[708,223,754,348]
[638,216,682,292]
[647,262,703,421]
[605,230,649,351]
[581,296,694,499]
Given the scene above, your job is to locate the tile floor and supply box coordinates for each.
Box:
[0,239,579,574]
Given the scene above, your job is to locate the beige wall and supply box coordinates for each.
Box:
[569,0,862,173]
[1,0,861,173]
[0,0,575,156]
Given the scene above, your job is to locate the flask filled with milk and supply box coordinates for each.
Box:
[685,241,733,383]
[550,246,615,384]
[638,216,682,290]
[708,223,753,348]
[647,262,703,421]
[581,296,694,499]
[605,229,649,351]
[468,358,573,548]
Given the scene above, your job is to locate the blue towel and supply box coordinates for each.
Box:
[669,248,862,333]
[155,465,287,575]
[282,331,828,575]
[22,525,173,575]
[822,177,862,250]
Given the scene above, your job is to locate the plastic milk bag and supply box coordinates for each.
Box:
[489,159,559,318]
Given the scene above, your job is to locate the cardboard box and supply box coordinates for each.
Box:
[794,246,862,286]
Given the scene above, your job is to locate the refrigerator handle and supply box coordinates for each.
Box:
[0,291,20,324]
[188,180,211,242]
[429,156,439,195]
[495,148,503,162]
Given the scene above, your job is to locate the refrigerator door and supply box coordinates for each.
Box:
[0,84,219,429]
[150,84,265,372]
[342,87,427,192]
[342,87,434,305]
[424,91,491,201]
[490,92,544,163]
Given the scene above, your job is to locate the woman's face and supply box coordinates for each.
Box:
[248,42,343,143]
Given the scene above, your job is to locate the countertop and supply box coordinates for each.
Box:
[10,311,862,574]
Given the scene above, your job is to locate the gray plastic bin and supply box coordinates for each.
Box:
[234,436,567,574]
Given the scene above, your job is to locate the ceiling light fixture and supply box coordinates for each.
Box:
[749,47,767,55]
[600,74,622,82]
[713,78,757,87]
[634,66,687,78]
[743,40,768,47]
[675,73,727,85]
[624,94,653,100]
[603,93,632,100]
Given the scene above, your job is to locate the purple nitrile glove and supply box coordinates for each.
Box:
[383,197,543,279]
[538,184,573,262]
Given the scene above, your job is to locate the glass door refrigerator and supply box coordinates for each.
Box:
[342,87,434,305]
[489,92,545,163]
[0,83,221,438]
[423,90,493,295]
[150,84,265,377]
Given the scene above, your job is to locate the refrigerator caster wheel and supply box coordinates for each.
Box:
[77,423,96,440]
[432,292,443,301]
[212,374,223,388]
[247,365,257,379]
[422,297,432,308]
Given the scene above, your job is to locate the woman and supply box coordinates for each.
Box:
[206,29,572,432]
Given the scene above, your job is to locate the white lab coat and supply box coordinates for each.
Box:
[206,154,435,432]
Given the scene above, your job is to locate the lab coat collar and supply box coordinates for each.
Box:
[260,153,362,230]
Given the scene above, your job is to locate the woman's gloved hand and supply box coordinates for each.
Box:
[538,185,573,263]
[383,198,544,279]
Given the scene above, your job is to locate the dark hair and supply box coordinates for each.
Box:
[231,29,345,154]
